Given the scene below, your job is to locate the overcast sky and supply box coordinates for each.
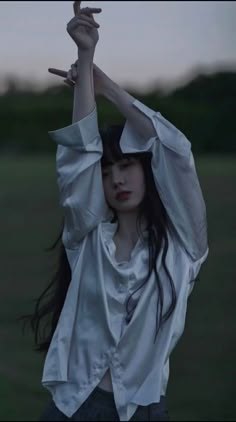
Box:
[1,1,236,93]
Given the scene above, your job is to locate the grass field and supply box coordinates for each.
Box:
[0,153,235,421]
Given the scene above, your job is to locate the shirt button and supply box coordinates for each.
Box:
[94,363,102,370]
[119,284,126,293]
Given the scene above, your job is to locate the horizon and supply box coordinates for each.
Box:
[1,1,236,94]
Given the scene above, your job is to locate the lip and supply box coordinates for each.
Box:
[115,191,132,201]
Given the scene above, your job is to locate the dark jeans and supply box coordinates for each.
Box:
[39,386,170,421]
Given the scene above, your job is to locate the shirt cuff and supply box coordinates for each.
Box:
[123,99,191,157]
[48,106,99,150]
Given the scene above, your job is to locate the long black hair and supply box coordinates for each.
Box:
[20,124,176,353]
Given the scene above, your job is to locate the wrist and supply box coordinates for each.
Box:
[77,47,95,62]
[76,60,93,88]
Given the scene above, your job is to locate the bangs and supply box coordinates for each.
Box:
[99,124,151,167]
[100,124,125,167]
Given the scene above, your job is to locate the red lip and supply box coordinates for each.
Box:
[115,191,131,201]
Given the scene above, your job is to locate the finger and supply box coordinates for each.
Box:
[73,1,81,16]
[48,68,67,78]
[69,14,100,28]
[77,15,100,27]
[64,79,75,87]
[80,7,102,15]
[69,19,99,30]
[74,13,99,26]
[67,13,100,29]
[67,69,73,80]
[71,64,78,80]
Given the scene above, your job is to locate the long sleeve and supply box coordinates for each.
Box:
[48,107,112,249]
[119,99,208,261]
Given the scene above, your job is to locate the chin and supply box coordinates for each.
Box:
[115,201,141,212]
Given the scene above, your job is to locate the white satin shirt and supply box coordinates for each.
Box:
[41,99,208,421]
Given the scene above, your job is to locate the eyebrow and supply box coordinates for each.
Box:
[102,161,114,168]
[102,156,134,168]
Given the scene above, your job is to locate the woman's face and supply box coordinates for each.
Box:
[102,156,146,213]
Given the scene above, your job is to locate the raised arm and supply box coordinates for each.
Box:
[48,60,208,259]
[67,1,101,122]
[48,4,111,250]
[48,4,208,260]
[49,61,156,141]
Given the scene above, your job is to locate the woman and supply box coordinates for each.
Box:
[30,2,209,421]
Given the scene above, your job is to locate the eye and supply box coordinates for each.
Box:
[102,165,111,177]
[102,170,109,178]
[120,158,134,168]
[121,163,130,168]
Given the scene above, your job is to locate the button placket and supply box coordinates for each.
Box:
[128,274,135,286]
[118,283,126,294]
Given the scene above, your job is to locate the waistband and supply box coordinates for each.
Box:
[96,385,114,395]
[90,385,166,410]
[89,385,116,408]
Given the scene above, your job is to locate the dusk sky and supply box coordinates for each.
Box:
[1,1,236,93]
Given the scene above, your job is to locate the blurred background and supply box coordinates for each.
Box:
[0,1,235,420]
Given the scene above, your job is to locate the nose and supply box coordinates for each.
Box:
[111,167,125,188]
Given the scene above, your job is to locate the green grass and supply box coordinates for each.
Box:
[0,153,235,421]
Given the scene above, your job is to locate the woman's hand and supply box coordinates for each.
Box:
[67,2,102,53]
[48,61,111,97]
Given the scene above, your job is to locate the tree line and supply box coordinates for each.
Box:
[0,70,235,154]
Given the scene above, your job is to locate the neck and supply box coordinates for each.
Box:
[115,210,147,246]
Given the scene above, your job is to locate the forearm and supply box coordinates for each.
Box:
[102,77,156,141]
[72,51,95,123]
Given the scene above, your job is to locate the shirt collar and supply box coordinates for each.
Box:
[101,220,148,248]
